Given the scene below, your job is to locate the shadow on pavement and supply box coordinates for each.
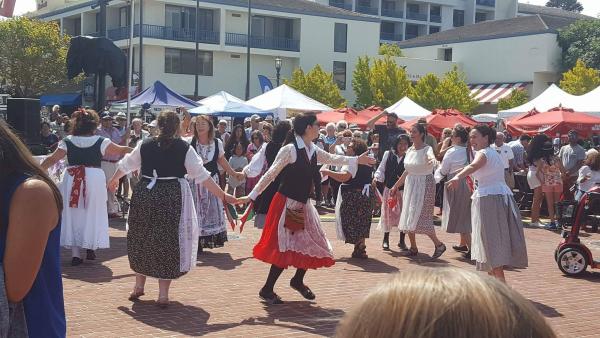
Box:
[118,301,238,336]
[61,236,128,283]
[530,300,564,318]
[196,252,251,270]
[240,301,344,336]
[337,257,399,273]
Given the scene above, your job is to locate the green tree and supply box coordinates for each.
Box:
[0,17,75,97]
[497,89,529,111]
[435,66,479,113]
[546,0,583,13]
[560,59,600,95]
[285,65,347,108]
[378,43,403,57]
[409,73,441,110]
[368,56,412,108]
[558,20,600,71]
[351,56,372,108]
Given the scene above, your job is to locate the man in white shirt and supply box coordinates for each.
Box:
[491,132,515,188]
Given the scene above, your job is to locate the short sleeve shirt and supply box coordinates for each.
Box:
[491,143,514,169]
[374,125,406,160]
[559,144,586,176]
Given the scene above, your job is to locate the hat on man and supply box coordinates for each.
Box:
[100,112,113,120]
[116,112,127,120]
[149,120,158,128]
[251,114,261,122]
[265,115,274,121]
[218,119,227,125]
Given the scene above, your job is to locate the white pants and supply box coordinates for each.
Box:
[101,161,119,214]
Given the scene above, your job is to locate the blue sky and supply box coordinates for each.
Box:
[12,0,600,17]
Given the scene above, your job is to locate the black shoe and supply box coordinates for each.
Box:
[462,251,471,260]
[86,249,96,260]
[432,243,446,259]
[290,281,316,300]
[398,241,408,251]
[452,245,469,252]
[382,233,390,251]
[71,257,83,266]
[259,289,284,304]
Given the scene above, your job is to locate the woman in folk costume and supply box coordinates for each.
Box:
[186,115,244,250]
[447,125,528,282]
[322,139,375,258]
[108,111,238,307]
[391,123,446,259]
[434,125,473,259]
[373,134,410,252]
[41,109,131,266]
[240,113,375,304]
[242,120,292,228]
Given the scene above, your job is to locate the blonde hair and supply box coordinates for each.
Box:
[336,267,555,338]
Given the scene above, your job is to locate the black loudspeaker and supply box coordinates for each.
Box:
[7,98,41,146]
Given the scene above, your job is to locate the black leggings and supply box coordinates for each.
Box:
[262,265,307,293]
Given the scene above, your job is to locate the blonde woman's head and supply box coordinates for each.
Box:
[336,267,555,338]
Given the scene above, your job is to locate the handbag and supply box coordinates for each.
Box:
[284,206,305,233]
[0,263,28,338]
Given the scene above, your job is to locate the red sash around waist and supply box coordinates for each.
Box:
[67,165,87,208]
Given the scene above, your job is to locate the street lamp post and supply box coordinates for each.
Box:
[275,57,282,87]
[194,0,200,100]
[245,0,251,100]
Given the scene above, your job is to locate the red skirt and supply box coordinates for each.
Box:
[253,192,335,270]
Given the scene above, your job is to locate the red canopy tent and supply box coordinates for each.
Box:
[347,106,388,128]
[317,107,357,126]
[401,108,477,139]
[506,107,600,138]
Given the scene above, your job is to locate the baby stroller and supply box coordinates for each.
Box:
[554,184,600,276]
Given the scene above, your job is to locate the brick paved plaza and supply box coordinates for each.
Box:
[63,212,600,337]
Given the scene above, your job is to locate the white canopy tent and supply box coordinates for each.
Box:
[575,86,600,116]
[472,113,498,123]
[385,96,431,121]
[189,91,271,117]
[246,84,332,120]
[498,84,580,119]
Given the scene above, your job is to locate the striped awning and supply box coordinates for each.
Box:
[469,83,529,104]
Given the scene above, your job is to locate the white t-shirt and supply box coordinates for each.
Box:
[491,143,514,169]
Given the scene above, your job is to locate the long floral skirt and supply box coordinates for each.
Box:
[128,179,186,279]
[339,189,373,244]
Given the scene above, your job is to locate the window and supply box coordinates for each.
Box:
[475,12,487,23]
[334,23,347,53]
[407,4,419,13]
[381,22,395,34]
[453,10,464,27]
[119,6,130,28]
[166,5,214,31]
[429,26,440,34]
[273,18,293,39]
[165,48,213,76]
[95,13,100,33]
[430,5,441,16]
[333,61,346,90]
[122,48,135,74]
[443,48,452,61]
[73,18,81,36]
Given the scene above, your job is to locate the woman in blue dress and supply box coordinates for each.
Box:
[0,119,66,337]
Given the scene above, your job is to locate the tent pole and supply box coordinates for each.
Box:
[126,0,135,126]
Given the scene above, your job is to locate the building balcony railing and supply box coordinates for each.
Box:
[430,14,441,23]
[329,0,352,11]
[406,11,428,21]
[476,0,495,6]
[381,8,403,18]
[105,24,220,44]
[225,32,300,52]
[405,33,418,40]
[356,5,379,15]
[380,32,403,41]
